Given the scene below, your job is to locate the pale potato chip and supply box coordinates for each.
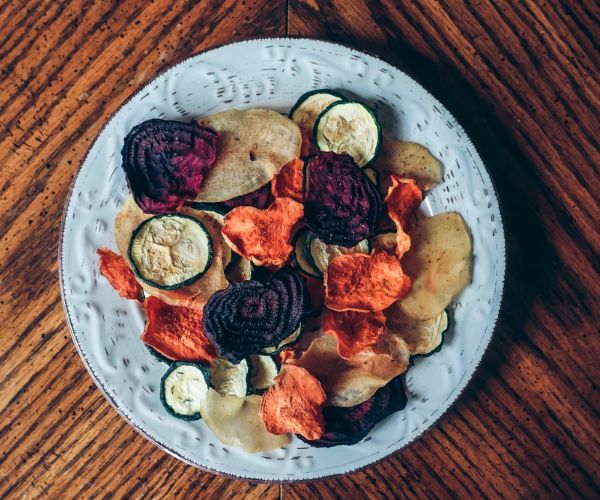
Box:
[114,195,150,257]
[375,139,442,192]
[199,389,290,452]
[195,109,302,202]
[399,212,471,320]
[288,334,410,407]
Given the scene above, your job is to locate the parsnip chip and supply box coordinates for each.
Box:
[199,389,290,452]
[141,296,216,363]
[400,212,472,320]
[97,248,143,302]
[195,109,301,202]
[324,251,411,312]
[374,139,442,192]
[288,334,410,407]
[323,309,386,358]
[221,198,304,267]
[260,365,326,440]
[384,175,422,258]
[271,158,304,202]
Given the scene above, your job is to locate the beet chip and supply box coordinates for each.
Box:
[97,247,142,302]
[259,365,326,440]
[222,182,273,209]
[325,251,412,312]
[323,309,386,358]
[298,376,407,447]
[122,119,218,214]
[271,158,304,202]
[304,152,382,247]
[384,175,422,258]
[141,296,216,363]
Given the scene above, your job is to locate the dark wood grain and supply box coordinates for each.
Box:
[0,0,598,498]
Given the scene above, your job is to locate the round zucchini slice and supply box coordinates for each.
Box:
[208,357,249,398]
[290,89,346,137]
[160,362,210,421]
[187,201,228,215]
[260,323,304,355]
[249,354,279,393]
[314,100,382,167]
[292,227,321,278]
[128,213,213,290]
[305,232,370,277]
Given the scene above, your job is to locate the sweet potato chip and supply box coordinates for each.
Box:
[384,175,422,258]
[324,251,412,312]
[221,197,304,267]
[271,158,304,202]
[288,334,410,407]
[323,309,386,358]
[141,296,216,363]
[97,248,143,302]
[260,365,326,440]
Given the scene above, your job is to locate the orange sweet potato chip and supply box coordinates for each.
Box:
[325,251,412,312]
[384,175,422,258]
[323,309,386,358]
[259,364,326,440]
[141,296,216,363]
[221,197,304,267]
[271,158,304,202]
[97,248,143,302]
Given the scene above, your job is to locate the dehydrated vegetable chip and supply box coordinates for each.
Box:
[323,309,386,358]
[97,247,143,302]
[325,251,411,312]
[259,365,326,440]
[221,197,304,267]
[222,182,273,210]
[384,175,422,258]
[271,158,304,202]
[141,296,216,363]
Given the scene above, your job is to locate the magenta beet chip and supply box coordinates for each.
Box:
[298,376,407,447]
[222,182,273,210]
[304,152,382,246]
[121,119,219,214]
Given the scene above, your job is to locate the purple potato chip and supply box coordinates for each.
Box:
[298,376,407,447]
[202,267,310,363]
[122,119,218,214]
[304,152,382,246]
[222,182,273,209]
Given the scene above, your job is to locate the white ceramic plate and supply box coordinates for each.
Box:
[59,38,505,482]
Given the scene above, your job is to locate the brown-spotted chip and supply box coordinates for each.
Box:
[323,309,386,359]
[97,248,143,302]
[384,175,422,258]
[271,158,304,202]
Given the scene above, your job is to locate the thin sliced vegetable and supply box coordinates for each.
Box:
[384,175,422,258]
[160,362,210,420]
[260,323,304,355]
[323,309,386,359]
[292,228,321,278]
[249,355,279,393]
[209,358,249,397]
[370,230,397,254]
[305,233,370,277]
[271,158,304,202]
[97,248,143,302]
[385,305,449,356]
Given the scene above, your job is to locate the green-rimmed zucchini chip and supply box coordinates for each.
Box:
[290,89,346,139]
[292,227,321,278]
[160,362,210,421]
[305,232,370,277]
[314,101,382,167]
[260,323,304,355]
[128,214,213,290]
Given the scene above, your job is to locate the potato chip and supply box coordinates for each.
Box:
[399,212,472,320]
[97,248,143,302]
[259,365,326,440]
[114,195,150,257]
[199,389,290,452]
[324,251,412,312]
[271,158,304,202]
[288,333,410,407]
[195,109,301,202]
[221,197,304,267]
[374,139,442,192]
[141,296,216,363]
[384,175,422,258]
[323,309,386,358]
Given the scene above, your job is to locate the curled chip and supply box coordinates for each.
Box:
[323,309,386,358]
[121,119,218,214]
[141,296,216,363]
[222,182,273,210]
[97,248,143,302]
[199,389,290,452]
[325,251,412,312]
[385,175,422,258]
[304,152,382,247]
[259,365,326,440]
[221,197,304,267]
[288,333,410,407]
[202,267,310,363]
[271,158,304,202]
[298,376,408,447]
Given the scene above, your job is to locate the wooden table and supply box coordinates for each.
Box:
[1,1,598,497]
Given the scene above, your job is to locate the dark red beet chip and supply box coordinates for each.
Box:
[121,119,218,214]
[304,152,382,246]
[298,376,407,447]
[222,183,273,209]
[202,267,310,363]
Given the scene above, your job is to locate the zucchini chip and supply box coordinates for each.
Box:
[292,228,321,279]
[160,362,210,421]
[314,101,382,167]
[128,214,213,290]
[260,323,304,356]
